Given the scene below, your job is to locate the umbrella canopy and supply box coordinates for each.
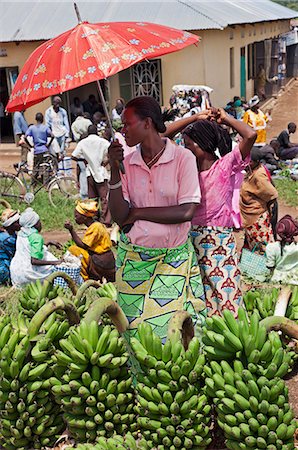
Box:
[6,21,200,112]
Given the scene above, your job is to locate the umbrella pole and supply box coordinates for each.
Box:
[96,79,125,174]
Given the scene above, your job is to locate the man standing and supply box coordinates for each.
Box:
[72,125,111,226]
[243,96,270,147]
[25,113,54,184]
[45,96,70,157]
[83,94,103,117]
[71,112,92,200]
[256,64,267,100]
[13,111,29,162]
[277,122,298,160]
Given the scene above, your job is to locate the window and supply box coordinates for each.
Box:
[230,47,235,88]
[119,59,163,104]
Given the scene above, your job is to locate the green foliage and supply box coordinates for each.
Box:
[272,0,298,12]
[274,178,298,207]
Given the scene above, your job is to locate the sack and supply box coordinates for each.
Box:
[51,265,82,288]
[240,247,270,281]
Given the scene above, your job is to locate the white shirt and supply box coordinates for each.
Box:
[72,134,110,183]
[71,116,92,141]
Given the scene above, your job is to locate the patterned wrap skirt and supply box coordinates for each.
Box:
[244,211,274,254]
[116,233,207,340]
[191,226,242,317]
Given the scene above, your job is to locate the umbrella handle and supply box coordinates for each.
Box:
[96,80,125,174]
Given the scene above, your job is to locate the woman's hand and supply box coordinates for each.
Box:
[64,221,73,231]
[194,110,211,121]
[108,139,124,169]
[47,241,62,249]
[122,208,137,226]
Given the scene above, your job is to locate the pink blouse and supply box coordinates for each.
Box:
[192,145,249,228]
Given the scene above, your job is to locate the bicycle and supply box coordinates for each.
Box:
[0,152,80,208]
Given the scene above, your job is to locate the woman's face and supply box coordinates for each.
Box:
[183,134,205,160]
[74,210,88,225]
[121,107,148,147]
[35,220,42,232]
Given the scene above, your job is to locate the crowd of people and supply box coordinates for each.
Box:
[1,93,297,335]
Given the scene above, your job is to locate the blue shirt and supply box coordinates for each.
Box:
[0,232,16,264]
[25,124,52,154]
[13,112,28,136]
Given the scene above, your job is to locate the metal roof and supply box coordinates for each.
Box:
[0,0,296,42]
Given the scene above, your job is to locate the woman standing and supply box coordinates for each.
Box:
[65,200,115,282]
[180,108,256,316]
[0,209,20,284]
[108,96,206,339]
[240,157,278,254]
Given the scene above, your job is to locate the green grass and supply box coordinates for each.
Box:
[0,190,76,231]
[274,178,298,208]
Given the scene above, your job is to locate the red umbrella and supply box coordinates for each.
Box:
[6,11,199,113]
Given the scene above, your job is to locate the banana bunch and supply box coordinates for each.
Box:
[203,308,294,377]
[67,432,148,449]
[0,318,64,449]
[51,320,135,443]
[204,359,297,450]
[286,286,298,321]
[19,279,64,318]
[130,322,212,449]
[97,282,118,301]
[243,288,279,317]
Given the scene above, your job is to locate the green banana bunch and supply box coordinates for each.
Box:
[205,358,297,449]
[19,279,65,319]
[243,288,279,318]
[97,282,118,301]
[66,433,148,449]
[131,321,211,449]
[286,286,298,322]
[0,316,64,449]
[52,319,135,443]
[203,308,294,377]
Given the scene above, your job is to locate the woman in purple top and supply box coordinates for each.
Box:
[165,108,256,317]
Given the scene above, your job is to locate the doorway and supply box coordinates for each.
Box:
[0,66,18,143]
[240,47,246,99]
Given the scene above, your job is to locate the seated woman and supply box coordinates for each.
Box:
[65,200,115,282]
[10,208,61,287]
[266,215,298,285]
[0,209,21,284]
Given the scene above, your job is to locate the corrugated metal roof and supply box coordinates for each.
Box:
[0,0,296,42]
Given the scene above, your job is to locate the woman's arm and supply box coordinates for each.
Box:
[162,111,210,140]
[108,141,130,226]
[64,222,89,250]
[217,109,257,159]
[31,257,62,266]
[124,203,198,225]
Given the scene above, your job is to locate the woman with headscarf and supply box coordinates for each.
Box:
[175,107,256,317]
[266,215,298,285]
[108,96,206,339]
[0,209,21,284]
[10,208,61,287]
[240,156,278,254]
[65,200,115,282]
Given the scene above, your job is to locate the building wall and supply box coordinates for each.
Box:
[0,19,292,125]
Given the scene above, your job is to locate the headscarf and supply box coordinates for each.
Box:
[1,209,20,228]
[234,99,242,107]
[19,208,40,237]
[76,200,98,218]
[276,215,298,246]
[248,95,260,108]
[183,119,232,157]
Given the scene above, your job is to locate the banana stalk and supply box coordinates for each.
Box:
[83,297,128,333]
[274,287,292,317]
[167,310,194,349]
[28,298,80,338]
[75,280,102,303]
[260,316,298,340]
[46,271,78,295]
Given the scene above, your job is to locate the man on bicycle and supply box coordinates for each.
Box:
[25,113,55,185]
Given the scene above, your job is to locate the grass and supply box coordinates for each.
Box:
[0,190,76,231]
[274,178,298,208]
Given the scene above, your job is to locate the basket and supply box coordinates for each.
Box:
[239,246,270,281]
[51,265,82,288]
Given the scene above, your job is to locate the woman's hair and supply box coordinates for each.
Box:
[125,96,166,133]
[276,215,298,255]
[183,120,232,157]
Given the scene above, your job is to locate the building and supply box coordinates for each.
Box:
[0,0,297,142]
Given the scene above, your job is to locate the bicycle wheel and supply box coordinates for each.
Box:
[0,171,26,202]
[48,176,79,208]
